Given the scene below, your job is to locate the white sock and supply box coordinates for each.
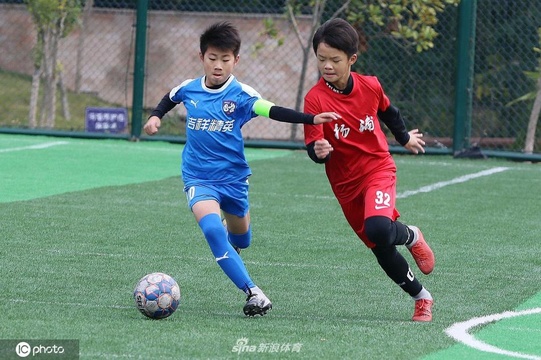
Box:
[246,286,262,296]
[406,225,420,249]
[413,287,433,301]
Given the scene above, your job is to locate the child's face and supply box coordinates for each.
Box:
[200,46,239,87]
[315,42,357,89]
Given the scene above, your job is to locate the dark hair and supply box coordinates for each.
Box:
[200,22,241,57]
[312,18,359,58]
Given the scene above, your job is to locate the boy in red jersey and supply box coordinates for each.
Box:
[303,18,435,322]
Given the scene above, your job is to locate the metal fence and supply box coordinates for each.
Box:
[0,0,540,159]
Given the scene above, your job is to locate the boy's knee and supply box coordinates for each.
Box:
[364,216,393,247]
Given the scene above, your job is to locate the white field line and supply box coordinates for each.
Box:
[37,249,541,279]
[0,141,69,153]
[31,166,512,272]
[252,166,511,201]
[0,140,180,154]
[397,166,510,199]
[81,353,138,359]
[10,298,133,310]
[9,297,410,324]
[68,139,182,153]
[12,166,512,275]
[43,249,357,271]
[445,308,541,360]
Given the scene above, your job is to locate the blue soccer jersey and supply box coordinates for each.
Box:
[168,75,261,186]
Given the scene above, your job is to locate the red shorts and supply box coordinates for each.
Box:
[339,171,400,248]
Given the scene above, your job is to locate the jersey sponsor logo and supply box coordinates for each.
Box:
[223,100,237,115]
[359,115,375,132]
[187,117,235,132]
[332,115,374,140]
[333,123,350,139]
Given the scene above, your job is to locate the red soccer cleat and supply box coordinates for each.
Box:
[407,226,435,275]
[412,299,433,322]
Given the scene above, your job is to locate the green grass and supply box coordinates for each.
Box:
[1,134,541,359]
[0,69,186,135]
[0,70,114,130]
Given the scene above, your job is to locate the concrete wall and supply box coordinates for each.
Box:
[0,5,320,140]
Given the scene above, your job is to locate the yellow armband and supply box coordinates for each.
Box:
[253,99,275,117]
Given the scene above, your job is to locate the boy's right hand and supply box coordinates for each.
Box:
[313,112,341,124]
[144,116,161,135]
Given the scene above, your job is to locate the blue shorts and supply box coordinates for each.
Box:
[183,179,250,217]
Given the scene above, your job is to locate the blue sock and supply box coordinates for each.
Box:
[228,225,252,249]
[198,213,254,292]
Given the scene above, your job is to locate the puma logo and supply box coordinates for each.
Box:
[215,251,229,262]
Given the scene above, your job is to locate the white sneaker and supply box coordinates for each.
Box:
[243,289,272,316]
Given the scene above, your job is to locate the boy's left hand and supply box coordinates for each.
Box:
[313,112,341,124]
[404,129,426,154]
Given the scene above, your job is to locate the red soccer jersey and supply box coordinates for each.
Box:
[304,72,397,204]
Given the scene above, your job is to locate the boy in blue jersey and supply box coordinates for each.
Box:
[144,22,340,316]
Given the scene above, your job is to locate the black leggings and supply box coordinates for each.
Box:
[367,216,421,297]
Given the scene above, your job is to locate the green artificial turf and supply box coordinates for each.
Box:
[1,134,540,359]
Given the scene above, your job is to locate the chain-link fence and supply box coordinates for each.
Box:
[472,0,540,153]
[0,0,540,157]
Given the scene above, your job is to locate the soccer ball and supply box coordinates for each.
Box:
[133,272,180,319]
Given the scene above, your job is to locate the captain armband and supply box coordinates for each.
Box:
[253,99,275,118]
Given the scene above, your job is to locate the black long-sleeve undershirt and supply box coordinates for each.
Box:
[377,105,410,146]
[268,105,315,124]
[149,93,176,119]
[149,93,316,124]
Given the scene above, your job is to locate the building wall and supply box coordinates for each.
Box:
[0,5,319,140]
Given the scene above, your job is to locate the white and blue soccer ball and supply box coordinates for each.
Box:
[133,272,180,319]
